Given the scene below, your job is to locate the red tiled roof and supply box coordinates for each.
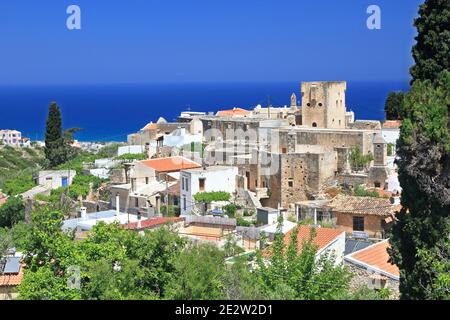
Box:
[140,156,201,173]
[382,120,401,129]
[346,240,399,279]
[216,107,251,117]
[265,226,344,257]
[285,226,345,251]
[0,264,24,287]
[124,217,184,230]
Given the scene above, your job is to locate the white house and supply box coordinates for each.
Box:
[381,121,401,155]
[180,166,238,215]
[163,127,202,148]
[62,206,146,233]
[35,170,77,190]
[0,130,22,147]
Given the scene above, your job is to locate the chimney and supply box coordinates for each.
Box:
[115,193,120,216]
[80,207,87,220]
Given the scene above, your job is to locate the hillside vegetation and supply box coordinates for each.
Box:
[0,145,45,195]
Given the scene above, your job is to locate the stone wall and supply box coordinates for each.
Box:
[276,129,376,156]
[338,173,368,187]
[345,262,400,299]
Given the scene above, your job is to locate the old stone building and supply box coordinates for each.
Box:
[301,81,347,129]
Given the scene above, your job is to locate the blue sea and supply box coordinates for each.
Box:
[0,81,409,142]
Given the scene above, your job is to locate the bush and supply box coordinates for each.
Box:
[68,174,104,200]
[354,185,380,198]
[2,173,36,196]
[0,196,25,228]
[236,217,251,227]
[349,146,374,171]
[115,153,145,161]
[193,191,231,203]
[243,209,254,217]
[223,204,237,218]
[387,143,394,156]
[160,205,180,217]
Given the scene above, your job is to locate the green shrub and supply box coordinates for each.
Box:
[223,204,237,218]
[236,217,251,227]
[193,191,231,203]
[160,205,180,217]
[115,153,145,161]
[354,185,380,198]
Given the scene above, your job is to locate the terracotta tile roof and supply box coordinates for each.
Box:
[264,226,344,257]
[124,217,184,230]
[345,240,399,280]
[0,264,24,287]
[382,120,402,129]
[328,195,397,216]
[216,107,251,117]
[140,156,201,173]
[286,226,345,252]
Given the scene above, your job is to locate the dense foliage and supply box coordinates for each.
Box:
[0,146,44,196]
[384,91,405,120]
[15,207,388,300]
[389,72,450,299]
[410,0,450,83]
[0,196,25,228]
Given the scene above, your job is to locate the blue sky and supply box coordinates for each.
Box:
[0,0,422,85]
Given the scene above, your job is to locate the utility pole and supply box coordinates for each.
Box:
[267,95,271,119]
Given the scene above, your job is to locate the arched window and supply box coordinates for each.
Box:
[312,122,317,127]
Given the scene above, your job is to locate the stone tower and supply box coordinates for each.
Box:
[368,133,389,188]
[301,81,347,129]
[373,133,387,166]
[290,93,297,110]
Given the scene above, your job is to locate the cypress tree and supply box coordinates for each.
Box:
[44,102,67,168]
[410,0,450,83]
[389,0,450,299]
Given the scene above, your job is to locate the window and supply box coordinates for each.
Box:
[353,216,365,231]
[199,178,205,192]
[145,177,149,185]
[288,179,294,188]
[282,147,287,154]
[185,178,189,192]
[312,122,317,127]
[374,181,381,188]
[183,197,187,211]
[135,198,139,207]
[318,103,323,107]
[181,177,185,191]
